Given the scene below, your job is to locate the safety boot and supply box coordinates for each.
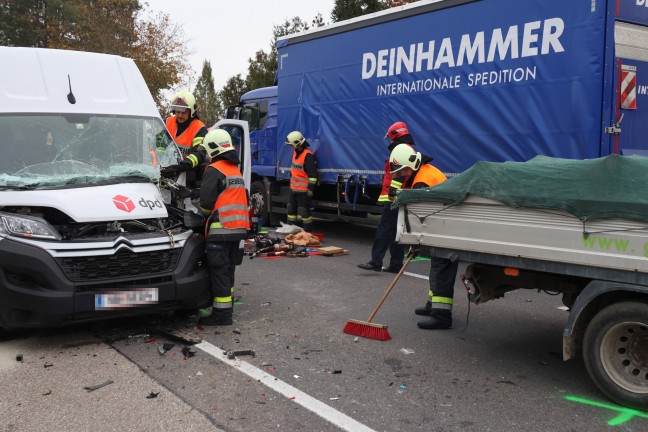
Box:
[198,307,233,326]
[417,309,452,330]
[414,300,432,316]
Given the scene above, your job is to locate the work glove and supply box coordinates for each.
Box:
[177,185,193,199]
[160,165,179,179]
[306,189,313,198]
[190,188,201,199]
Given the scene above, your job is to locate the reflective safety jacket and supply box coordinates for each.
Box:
[204,160,250,241]
[166,116,207,150]
[290,148,317,192]
[378,159,402,203]
[410,164,447,189]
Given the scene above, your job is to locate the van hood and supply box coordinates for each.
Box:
[0,183,168,222]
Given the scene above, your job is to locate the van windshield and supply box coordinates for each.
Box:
[0,114,180,188]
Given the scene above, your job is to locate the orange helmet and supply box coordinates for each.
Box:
[385,121,409,141]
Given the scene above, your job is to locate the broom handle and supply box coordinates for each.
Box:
[366,250,416,323]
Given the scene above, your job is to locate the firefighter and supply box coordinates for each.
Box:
[198,129,250,326]
[358,121,413,273]
[389,144,457,330]
[161,90,208,185]
[286,130,318,231]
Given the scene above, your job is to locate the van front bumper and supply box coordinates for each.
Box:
[0,233,210,330]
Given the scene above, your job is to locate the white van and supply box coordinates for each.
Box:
[0,47,250,331]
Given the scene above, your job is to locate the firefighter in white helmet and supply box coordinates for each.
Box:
[198,129,250,326]
[389,143,457,330]
[161,90,209,186]
[285,130,318,231]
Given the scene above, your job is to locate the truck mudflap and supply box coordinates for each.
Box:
[0,234,210,330]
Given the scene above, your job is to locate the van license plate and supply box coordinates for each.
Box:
[95,288,158,310]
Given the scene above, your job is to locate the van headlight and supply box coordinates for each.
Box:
[0,213,61,240]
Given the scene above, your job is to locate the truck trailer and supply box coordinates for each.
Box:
[227,0,648,227]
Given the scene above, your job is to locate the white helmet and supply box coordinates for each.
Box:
[389,144,421,174]
[203,129,235,159]
[285,130,306,148]
[170,90,197,117]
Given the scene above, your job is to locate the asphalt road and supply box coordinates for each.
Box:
[2,220,646,432]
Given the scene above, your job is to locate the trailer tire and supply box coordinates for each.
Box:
[583,301,648,409]
[250,180,269,227]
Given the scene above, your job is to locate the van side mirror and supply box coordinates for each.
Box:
[224,106,238,119]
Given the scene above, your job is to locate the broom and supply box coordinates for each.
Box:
[343,251,415,341]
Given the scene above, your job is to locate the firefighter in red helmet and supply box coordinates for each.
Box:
[358,121,414,273]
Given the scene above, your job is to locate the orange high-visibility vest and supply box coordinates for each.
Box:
[206,161,250,234]
[166,117,205,148]
[411,164,447,188]
[290,148,313,191]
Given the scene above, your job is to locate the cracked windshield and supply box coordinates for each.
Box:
[0,114,180,188]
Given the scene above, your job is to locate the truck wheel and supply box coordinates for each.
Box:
[250,180,269,227]
[583,301,648,409]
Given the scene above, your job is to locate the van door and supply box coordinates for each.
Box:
[212,119,251,190]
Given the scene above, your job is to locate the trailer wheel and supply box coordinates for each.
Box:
[250,180,268,227]
[583,301,648,409]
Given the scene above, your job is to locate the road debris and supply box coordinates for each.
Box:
[181,345,197,359]
[42,390,52,396]
[146,391,159,399]
[157,343,176,355]
[16,353,23,362]
[84,380,114,392]
[399,348,415,355]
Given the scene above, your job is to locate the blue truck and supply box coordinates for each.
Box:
[227,0,648,226]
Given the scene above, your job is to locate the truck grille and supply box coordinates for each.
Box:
[58,249,180,281]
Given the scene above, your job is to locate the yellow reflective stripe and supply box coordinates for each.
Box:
[192,136,204,147]
[390,180,402,188]
[187,154,199,168]
[427,290,434,300]
[308,178,317,183]
[377,194,393,202]
[287,215,298,220]
[214,296,232,303]
[302,217,313,222]
[431,296,453,305]
[210,222,224,228]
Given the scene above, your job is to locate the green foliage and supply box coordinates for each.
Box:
[193,60,220,127]
[331,0,387,22]
[220,74,248,110]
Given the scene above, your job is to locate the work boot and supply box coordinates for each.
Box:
[414,300,432,316]
[417,309,452,329]
[358,262,382,272]
[198,308,233,326]
[382,265,402,274]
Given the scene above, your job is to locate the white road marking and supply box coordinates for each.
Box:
[403,271,428,280]
[195,341,377,432]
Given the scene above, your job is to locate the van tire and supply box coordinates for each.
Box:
[583,301,648,409]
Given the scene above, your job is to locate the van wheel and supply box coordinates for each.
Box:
[583,301,648,409]
[250,181,268,227]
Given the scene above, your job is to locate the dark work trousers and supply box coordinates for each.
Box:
[287,190,313,230]
[428,257,460,310]
[370,203,405,269]
[205,240,239,306]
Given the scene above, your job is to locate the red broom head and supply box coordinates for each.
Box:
[342,319,392,341]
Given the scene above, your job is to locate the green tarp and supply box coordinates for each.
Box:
[394,155,648,223]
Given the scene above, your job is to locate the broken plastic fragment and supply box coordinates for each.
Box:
[180,345,196,358]
[399,348,415,355]
[84,380,114,392]
[158,343,176,355]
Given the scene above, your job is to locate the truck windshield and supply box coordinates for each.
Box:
[0,114,180,188]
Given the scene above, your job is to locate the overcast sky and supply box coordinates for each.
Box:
[148,0,336,91]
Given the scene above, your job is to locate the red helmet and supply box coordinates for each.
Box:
[385,121,409,141]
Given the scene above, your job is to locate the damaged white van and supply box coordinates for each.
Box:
[0,47,250,331]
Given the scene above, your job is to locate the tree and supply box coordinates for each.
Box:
[0,0,188,111]
[331,0,387,22]
[220,74,248,110]
[193,60,220,127]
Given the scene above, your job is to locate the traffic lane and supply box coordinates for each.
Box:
[225,242,619,432]
[0,328,220,432]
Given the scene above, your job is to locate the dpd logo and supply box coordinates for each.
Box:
[113,195,135,213]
